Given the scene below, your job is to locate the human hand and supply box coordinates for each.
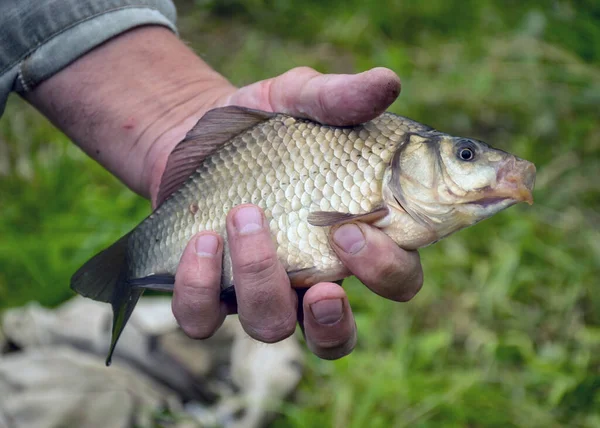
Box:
[170,67,424,359]
[26,27,423,359]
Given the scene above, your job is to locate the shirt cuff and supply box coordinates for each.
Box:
[0,0,177,115]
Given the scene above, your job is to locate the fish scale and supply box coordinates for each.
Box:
[129,113,401,287]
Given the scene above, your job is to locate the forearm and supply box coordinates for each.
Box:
[25,26,236,200]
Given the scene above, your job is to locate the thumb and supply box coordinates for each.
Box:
[226,66,401,126]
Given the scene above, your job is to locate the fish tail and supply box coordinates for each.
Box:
[71,233,142,366]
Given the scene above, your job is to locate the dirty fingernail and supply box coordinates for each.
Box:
[310,299,343,325]
[333,224,365,254]
[196,234,218,257]
[234,206,263,235]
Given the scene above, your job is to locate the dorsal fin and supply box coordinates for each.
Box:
[156,106,275,207]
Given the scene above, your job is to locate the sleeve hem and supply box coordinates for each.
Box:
[16,7,177,93]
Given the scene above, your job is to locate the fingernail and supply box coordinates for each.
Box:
[333,224,365,254]
[234,206,263,235]
[196,234,218,257]
[310,299,343,325]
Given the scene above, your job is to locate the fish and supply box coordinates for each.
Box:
[71,106,536,365]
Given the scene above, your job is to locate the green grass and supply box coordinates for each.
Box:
[1,1,599,426]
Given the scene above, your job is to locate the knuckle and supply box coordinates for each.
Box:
[176,270,200,293]
[172,288,221,340]
[172,305,213,340]
[175,274,218,301]
[235,252,280,284]
[179,321,216,340]
[243,315,296,344]
[238,253,277,274]
[289,66,318,76]
[177,263,220,290]
[243,288,278,310]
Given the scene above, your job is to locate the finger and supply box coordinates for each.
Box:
[330,223,424,302]
[300,282,357,360]
[226,204,298,343]
[227,67,401,126]
[172,232,227,339]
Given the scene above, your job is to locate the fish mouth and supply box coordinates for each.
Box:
[469,196,512,207]
[469,157,536,207]
[469,186,533,207]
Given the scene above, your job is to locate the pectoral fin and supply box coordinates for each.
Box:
[307,206,389,227]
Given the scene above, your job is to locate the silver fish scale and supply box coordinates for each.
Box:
[129,112,412,287]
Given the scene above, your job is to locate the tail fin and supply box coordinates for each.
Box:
[71,233,143,366]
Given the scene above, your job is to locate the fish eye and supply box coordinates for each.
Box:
[456,141,477,161]
[459,148,474,161]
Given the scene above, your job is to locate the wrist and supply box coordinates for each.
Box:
[25,26,236,200]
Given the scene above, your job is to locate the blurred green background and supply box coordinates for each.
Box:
[1,0,599,426]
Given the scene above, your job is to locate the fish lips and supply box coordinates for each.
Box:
[470,158,536,207]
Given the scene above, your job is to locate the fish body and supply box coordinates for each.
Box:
[134,111,425,287]
[71,107,536,364]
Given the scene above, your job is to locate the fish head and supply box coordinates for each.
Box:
[387,133,536,241]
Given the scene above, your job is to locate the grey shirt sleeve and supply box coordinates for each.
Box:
[0,0,178,115]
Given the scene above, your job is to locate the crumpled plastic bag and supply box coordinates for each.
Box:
[0,346,180,428]
[0,297,304,428]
